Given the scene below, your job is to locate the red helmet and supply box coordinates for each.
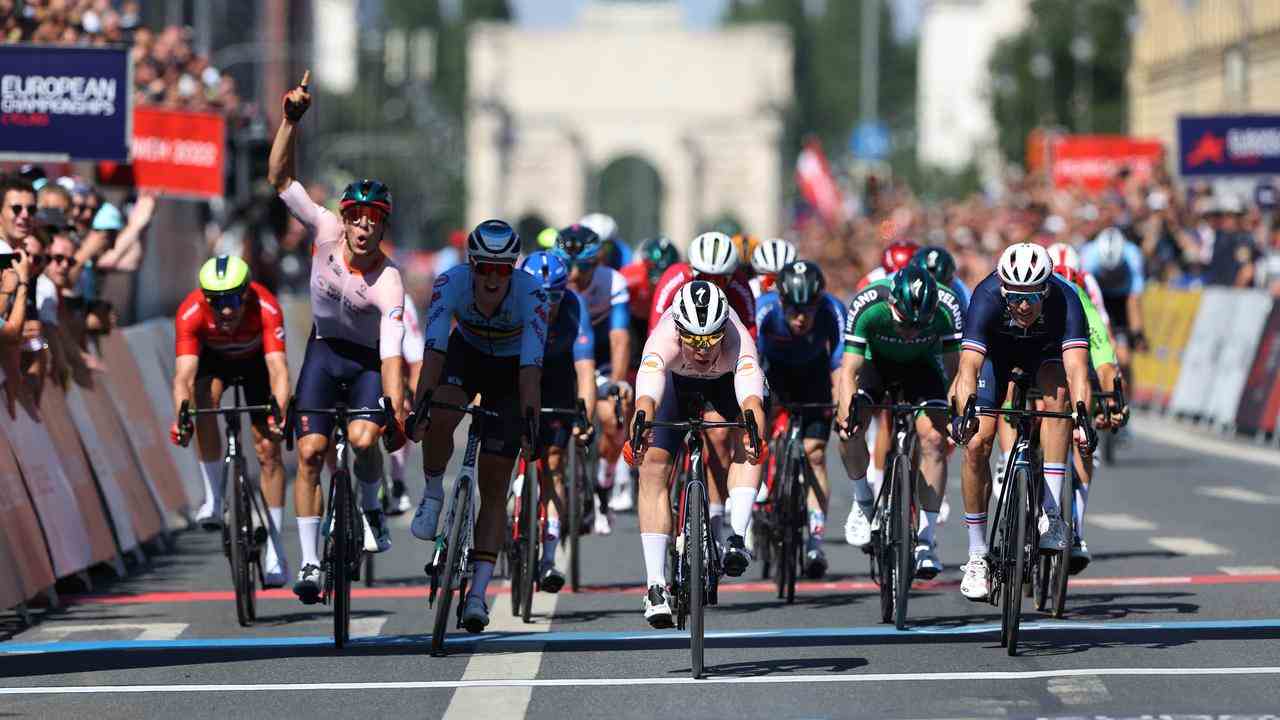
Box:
[1055,264,1086,289]
[881,240,921,273]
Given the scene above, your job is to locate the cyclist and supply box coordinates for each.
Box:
[621,235,681,340]
[410,219,547,633]
[626,280,765,628]
[912,245,971,308]
[536,226,560,251]
[580,212,632,270]
[1079,227,1146,390]
[835,264,960,578]
[554,224,633,531]
[520,251,597,592]
[268,75,409,603]
[171,256,292,587]
[755,260,845,578]
[386,296,425,515]
[750,238,798,298]
[855,239,920,291]
[730,234,760,284]
[1048,243,1109,329]
[949,243,1095,602]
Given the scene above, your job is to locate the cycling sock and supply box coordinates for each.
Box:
[1043,463,1066,515]
[729,487,756,537]
[709,504,726,546]
[265,507,285,571]
[597,460,615,490]
[359,479,382,512]
[424,469,445,501]
[641,533,668,587]
[867,464,884,501]
[468,558,495,600]
[964,512,988,556]
[389,445,407,483]
[199,460,223,509]
[850,475,873,504]
[543,518,561,566]
[1074,482,1089,541]
[297,516,321,568]
[919,510,939,547]
[808,509,826,539]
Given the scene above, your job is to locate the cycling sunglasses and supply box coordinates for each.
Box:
[678,330,725,350]
[784,302,818,318]
[1000,286,1048,306]
[205,292,245,311]
[472,260,514,277]
[341,204,387,226]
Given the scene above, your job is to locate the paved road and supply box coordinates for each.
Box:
[3,422,1279,719]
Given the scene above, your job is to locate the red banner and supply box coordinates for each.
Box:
[795,138,845,226]
[1051,135,1164,192]
[98,107,225,198]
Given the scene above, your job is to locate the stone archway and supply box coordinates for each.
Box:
[593,155,664,243]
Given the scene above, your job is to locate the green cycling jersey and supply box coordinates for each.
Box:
[1069,278,1117,369]
[843,279,963,364]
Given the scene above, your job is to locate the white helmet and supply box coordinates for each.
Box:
[1093,226,1127,269]
[1046,242,1081,272]
[751,238,797,275]
[672,280,729,336]
[688,231,739,275]
[467,219,521,264]
[997,242,1053,287]
[579,212,619,243]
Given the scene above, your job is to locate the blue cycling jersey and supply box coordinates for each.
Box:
[544,289,595,363]
[1080,240,1145,297]
[755,290,846,371]
[422,264,549,367]
[961,273,1089,358]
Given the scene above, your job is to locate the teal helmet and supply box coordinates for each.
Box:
[339,179,393,215]
[639,236,679,280]
[889,263,939,329]
[912,245,956,286]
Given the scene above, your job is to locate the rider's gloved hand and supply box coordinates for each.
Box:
[170,421,189,448]
[282,70,311,122]
[623,438,644,467]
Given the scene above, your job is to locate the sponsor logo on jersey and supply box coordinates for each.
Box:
[274,327,285,341]
[640,353,664,371]
[389,307,404,321]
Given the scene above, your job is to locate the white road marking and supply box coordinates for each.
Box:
[350,617,388,638]
[1046,674,1111,706]
[1087,513,1157,531]
[441,590,558,720]
[5,666,1280,694]
[1130,412,1280,469]
[1219,566,1280,576]
[1196,486,1280,505]
[28,623,189,642]
[1149,537,1231,556]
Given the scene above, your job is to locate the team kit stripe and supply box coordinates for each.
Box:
[961,339,987,353]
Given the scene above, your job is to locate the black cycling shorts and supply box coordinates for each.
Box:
[540,356,579,449]
[652,372,742,455]
[294,333,384,439]
[858,359,948,406]
[441,328,523,458]
[765,358,835,440]
[197,349,272,421]
[975,346,1063,408]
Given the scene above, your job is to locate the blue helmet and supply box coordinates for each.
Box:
[555,224,602,264]
[520,251,569,294]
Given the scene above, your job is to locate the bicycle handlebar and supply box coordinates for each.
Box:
[631,408,761,458]
[283,397,392,452]
[178,397,284,442]
[405,390,501,442]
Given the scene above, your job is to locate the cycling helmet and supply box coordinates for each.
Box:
[579,213,618,244]
[731,234,761,270]
[339,179,393,214]
[1047,242,1082,272]
[688,231,739,275]
[889,264,939,329]
[672,280,729,336]
[1055,264,1087,290]
[467,219,521,264]
[881,240,921,273]
[199,255,250,296]
[556,224,602,263]
[752,238,798,276]
[1093,226,1127,269]
[776,260,825,307]
[911,245,956,285]
[640,236,680,273]
[997,242,1053,286]
[536,226,560,249]
[520,251,569,294]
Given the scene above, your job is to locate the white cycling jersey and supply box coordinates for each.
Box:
[402,297,424,364]
[576,264,629,328]
[636,306,764,406]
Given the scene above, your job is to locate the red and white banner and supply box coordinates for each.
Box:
[1051,135,1164,192]
[795,138,845,226]
[98,106,225,198]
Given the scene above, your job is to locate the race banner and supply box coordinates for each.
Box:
[1179,114,1280,176]
[1132,285,1202,409]
[1235,302,1280,435]
[97,107,226,198]
[1050,135,1164,192]
[795,138,845,226]
[0,45,131,161]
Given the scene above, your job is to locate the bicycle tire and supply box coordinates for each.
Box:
[568,445,582,593]
[688,479,706,680]
[509,470,524,617]
[876,453,894,625]
[432,481,470,657]
[893,454,913,630]
[1102,430,1116,466]
[228,459,254,627]
[332,470,352,649]
[1051,473,1075,618]
[1006,465,1031,656]
[777,450,797,603]
[521,461,539,624]
[995,461,1019,648]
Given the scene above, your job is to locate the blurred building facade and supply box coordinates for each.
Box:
[917,0,1028,174]
[1129,0,1280,159]
[466,0,792,244]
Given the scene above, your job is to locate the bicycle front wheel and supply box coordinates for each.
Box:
[432,483,470,657]
[521,461,539,624]
[687,479,706,680]
[892,454,913,630]
[332,470,353,649]
[228,458,255,627]
[1004,465,1031,656]
[568,446,583,592]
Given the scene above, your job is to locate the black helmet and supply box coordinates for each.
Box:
[889,264,939,329]
[555,224,602,263]
[776,260,825,307]
[911,245,956,286]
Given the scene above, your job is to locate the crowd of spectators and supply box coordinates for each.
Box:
[1,0,256,127]
[793,166,1280,300]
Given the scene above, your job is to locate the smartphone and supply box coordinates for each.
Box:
[0,253,16,270]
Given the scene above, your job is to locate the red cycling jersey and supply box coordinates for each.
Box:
[648,263,756,339]
[175,281,287,359]
[621,261,654,323]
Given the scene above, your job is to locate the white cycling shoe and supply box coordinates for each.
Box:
[960,554,991,601]
[593,510,614,536]
[609,475,634,512]
[411,495,443,541]
[1038,513,1068,552]
[643,585,674,629]
[195,498,223,532]
[844,503,873,549]
[913,544,943,580]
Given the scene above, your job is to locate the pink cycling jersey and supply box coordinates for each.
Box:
[636,306,765,407]
[279,181,406,360]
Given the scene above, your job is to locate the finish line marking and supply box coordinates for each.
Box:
[3,666,1280,694]
[58,571,1280,606]
[4,618,1280,655]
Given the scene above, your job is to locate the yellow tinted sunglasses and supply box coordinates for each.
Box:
[678,330,725,350]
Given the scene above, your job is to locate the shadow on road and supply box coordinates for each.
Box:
[687,655,869,677]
